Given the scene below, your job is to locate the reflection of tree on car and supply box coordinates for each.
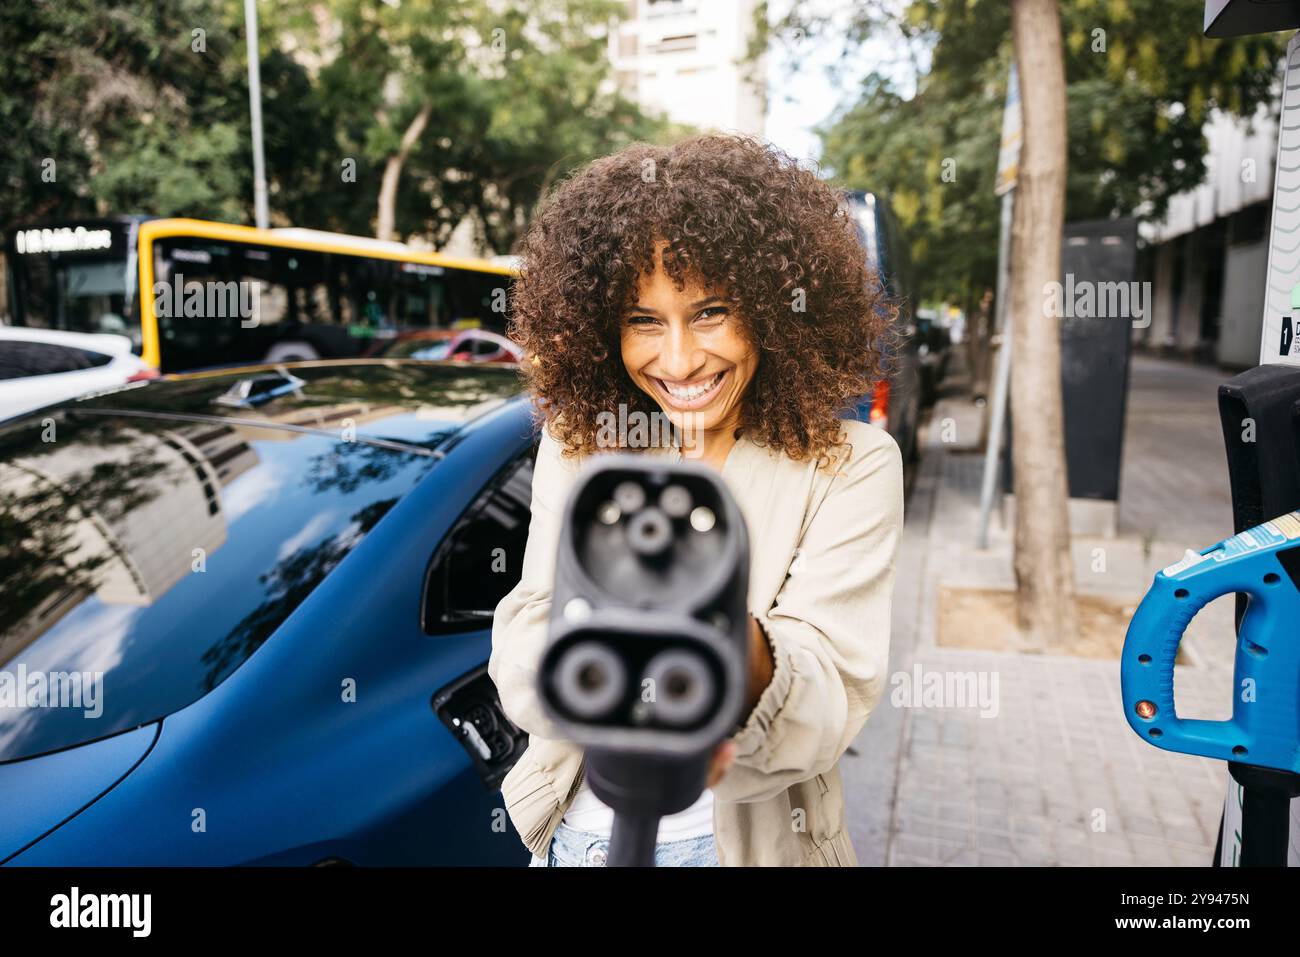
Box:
[0,418,173,643]
[200,496,397,692]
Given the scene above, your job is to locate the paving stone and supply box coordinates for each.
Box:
[852,352,1234,867]
[1012,839,1052,865]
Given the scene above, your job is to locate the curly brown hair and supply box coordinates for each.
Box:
[508,133,894,471]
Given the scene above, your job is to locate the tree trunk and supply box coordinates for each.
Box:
[1008,0,1078,650]
[376,103,433,242]
[969,288,994,403]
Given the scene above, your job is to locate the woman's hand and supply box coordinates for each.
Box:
[706,616,774,789]
[744,614,774,717]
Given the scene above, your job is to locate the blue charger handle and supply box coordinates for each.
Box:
[1121,512,1300,774]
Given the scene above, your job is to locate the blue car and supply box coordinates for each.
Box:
[0,359,542,865]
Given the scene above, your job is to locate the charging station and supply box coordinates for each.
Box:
[1120,1,1300,867]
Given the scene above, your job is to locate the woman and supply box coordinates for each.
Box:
[488,133,904,867]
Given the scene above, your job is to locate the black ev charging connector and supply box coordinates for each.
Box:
[536,453,751,866]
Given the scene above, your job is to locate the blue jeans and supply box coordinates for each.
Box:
[528,821,718,867]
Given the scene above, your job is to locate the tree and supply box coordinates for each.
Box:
[300,0,673,251]
[773,0,1284,305]
[1,0,672,255]
[0,0,343,233]
[1008,0,1076,648]
[762,0,1285,647]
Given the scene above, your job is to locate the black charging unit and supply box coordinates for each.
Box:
[1215,366,1300,865]
[535,453,751,866]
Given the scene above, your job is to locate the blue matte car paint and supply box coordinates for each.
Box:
[0,723,159,861]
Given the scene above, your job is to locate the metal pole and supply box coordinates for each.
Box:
[245,0,270,230]
[975,189,1015,549]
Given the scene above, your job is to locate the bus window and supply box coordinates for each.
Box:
[257,246,329,328]
[446,269,510,333]
[236,246,291,329]
[153,238,294,370]
[342,256,402,333]
[395,262,447,328]
[286,249,332,326]
[329,254,355,328]
[58,261,130,337]
[6,223,134,345]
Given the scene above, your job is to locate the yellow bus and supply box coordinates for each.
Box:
[3,216,516,373]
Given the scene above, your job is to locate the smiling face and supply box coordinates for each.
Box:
[619,243,760,443]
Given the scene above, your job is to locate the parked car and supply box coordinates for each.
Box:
[914,309,953,405]
[841,190,923,465]
[0,359,543,865]
[0,326,156,421]
[366,328,523,365]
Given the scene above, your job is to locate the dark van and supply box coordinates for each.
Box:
[842,189,923,466]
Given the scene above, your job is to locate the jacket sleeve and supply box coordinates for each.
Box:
[711,426,904,804]
[488,422,584,741]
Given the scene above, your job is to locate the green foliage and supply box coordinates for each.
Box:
[785,0,1287,303]
[302,0,671,250]
[0,0,314,229]
[93,122,246,221]
[1,0,671,252]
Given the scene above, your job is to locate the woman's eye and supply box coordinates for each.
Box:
[697,306,728,322]
[626,315,657,327]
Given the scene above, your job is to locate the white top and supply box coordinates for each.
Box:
[562,777,715,841]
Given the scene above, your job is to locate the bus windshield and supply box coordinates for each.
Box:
[6,223,138,350]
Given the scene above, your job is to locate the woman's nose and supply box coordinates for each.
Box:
[659,324,705,380]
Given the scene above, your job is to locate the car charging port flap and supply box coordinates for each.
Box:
[431,665,528,791]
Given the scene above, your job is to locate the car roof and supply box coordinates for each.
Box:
[0,326,137,357]
[42,358,525,452]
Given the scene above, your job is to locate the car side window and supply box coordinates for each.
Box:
[421,442,538,634]
[0,342,113,380]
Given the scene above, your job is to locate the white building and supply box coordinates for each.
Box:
[607,0,767,137]
[438,0,769,259]
[1138,105,1279,367]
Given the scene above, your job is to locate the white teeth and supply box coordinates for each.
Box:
[665,371,723,400]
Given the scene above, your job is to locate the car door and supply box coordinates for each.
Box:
[420,440,539,863]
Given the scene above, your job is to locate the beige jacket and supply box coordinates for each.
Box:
[488,416,903,866]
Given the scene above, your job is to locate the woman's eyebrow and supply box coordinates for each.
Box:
[627,297,728,314]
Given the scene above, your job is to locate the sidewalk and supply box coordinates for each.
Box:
[843,350,1241,866]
